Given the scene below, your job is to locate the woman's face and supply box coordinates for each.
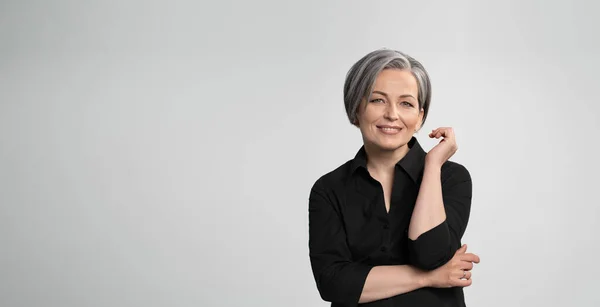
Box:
[355,69,424,152]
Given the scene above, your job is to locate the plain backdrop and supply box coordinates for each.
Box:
[1,0,599,306]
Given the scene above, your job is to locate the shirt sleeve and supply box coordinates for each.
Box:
[407,163,473,270]
[308,180,374,306]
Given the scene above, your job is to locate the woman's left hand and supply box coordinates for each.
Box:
[425,127,458,167]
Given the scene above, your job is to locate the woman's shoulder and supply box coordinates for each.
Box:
[310,159,355,194]
[440,160,472,183]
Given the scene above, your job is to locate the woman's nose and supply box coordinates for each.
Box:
[384,105,399,121]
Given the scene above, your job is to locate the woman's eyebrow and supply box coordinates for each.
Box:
[372,90,416,100]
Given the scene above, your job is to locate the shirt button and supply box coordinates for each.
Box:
[383,224,389,230]
[380,246,387,252]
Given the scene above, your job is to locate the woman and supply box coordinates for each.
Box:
[308,49,481,307]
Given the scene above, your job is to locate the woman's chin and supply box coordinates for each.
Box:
[364,135,410,151]
[372,141,405,151]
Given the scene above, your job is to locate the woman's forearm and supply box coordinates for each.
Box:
[407,163,446,240]
[358,265,428,304]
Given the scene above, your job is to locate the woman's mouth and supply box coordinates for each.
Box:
[377,125,402,135]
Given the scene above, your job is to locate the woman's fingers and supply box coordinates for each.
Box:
[429,128,442,137]
[454,244,467,255]
[429,128,443,137]
[429,127,454,139]
[463,271,472,280]
[439,127,454,139]
[459,252,480,264]
[460,261,474,271]
[447,243,478,287]
[454,277,473,287]
[451,270,472,287]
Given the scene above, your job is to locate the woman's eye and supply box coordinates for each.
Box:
[401,101,413,107]
[370,98,385,103]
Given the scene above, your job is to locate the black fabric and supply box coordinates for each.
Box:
[308,137,473,307]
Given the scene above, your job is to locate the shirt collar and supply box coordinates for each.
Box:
[350,136,427,183]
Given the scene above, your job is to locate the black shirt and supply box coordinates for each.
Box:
[308,137,472,307]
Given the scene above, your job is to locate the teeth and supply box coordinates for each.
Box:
[381,127,399,131]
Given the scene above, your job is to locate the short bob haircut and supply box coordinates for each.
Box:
[343,49,432,129]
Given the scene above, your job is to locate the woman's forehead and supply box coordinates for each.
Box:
[371,70,419,95]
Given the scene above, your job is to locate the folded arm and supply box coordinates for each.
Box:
[308,182,428,305]
[407,163,472,270]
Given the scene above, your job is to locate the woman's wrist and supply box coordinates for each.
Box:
[424,160,443,172]
[408,266,431,288]
[422,271,434,288]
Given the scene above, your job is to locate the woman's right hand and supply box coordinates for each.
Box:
[425,244,480,288]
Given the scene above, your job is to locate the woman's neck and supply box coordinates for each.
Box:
[364,142,410,176]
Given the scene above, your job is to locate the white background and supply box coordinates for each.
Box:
[1,0,599,306]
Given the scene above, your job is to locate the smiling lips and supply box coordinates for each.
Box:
[376,125,403,135]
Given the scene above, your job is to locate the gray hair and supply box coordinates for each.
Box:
[343,49,432,128]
